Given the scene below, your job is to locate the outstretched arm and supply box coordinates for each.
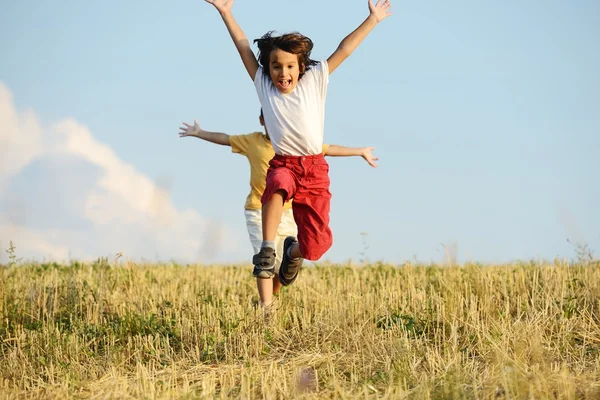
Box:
[325,145,378,168]
[205,0,258,80]
[179,120,230,146]
[327,0,392,74]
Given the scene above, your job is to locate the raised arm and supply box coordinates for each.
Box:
[325,145,378,168]
[326,0,392,74]
[205,0,259,80]
[179,120,230,146]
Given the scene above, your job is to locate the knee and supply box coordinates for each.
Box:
[272,189,288,203]
[262,188,290,206]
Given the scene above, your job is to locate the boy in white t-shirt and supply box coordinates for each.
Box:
[205,0,392,307]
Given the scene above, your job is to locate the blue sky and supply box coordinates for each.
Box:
[1,0,599,264]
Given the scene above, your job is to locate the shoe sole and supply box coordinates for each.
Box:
[253,266,275,279]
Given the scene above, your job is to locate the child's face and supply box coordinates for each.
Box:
[269,49,303,94]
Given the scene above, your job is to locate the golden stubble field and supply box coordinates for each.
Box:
[1,260,599,399]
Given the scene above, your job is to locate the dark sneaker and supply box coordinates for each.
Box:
[278,236,304,286]
[252,247,276,279]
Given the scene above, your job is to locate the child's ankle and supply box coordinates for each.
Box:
[261,240,275,250]
[287,245,299,260]
[261,300,274,309]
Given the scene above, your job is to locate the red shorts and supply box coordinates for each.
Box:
[261,154,332,261]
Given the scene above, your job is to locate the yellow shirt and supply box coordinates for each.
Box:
[229,132,329,210]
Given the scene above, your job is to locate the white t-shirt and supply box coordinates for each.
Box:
[254,61,329,156]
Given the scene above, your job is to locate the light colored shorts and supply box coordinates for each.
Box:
[244,208,297,272]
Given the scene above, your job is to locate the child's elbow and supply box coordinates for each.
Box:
[336,44,351,58]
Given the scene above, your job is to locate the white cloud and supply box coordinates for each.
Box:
[0,81,237,264]
[0,224,71,261]
[0,84,44,186]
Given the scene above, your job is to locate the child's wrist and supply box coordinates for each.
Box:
[219,9,233,18]
[367,14,379,24]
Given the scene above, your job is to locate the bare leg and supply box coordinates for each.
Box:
[256,278,273,307]
[257,265,282,306]
[256,190,285,307]
[272,275,282,295]
[262,190,285,241]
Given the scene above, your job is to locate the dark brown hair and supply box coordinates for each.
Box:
[254,31,318,79]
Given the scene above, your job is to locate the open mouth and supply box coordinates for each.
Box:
[277,78,292,91]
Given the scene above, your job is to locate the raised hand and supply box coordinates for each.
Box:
[368,0,392,23]
[179,120,201,138]
[204,0,234,14]
[361,147,379,168]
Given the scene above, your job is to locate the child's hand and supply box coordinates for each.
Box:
[205,0,234,14]
[368,0,392,23]
[361,147,379,168]
[179,120,201,138]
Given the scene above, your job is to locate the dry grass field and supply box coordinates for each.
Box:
[1,259,599,399]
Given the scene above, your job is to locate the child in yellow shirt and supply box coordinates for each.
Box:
[179,111,378,301]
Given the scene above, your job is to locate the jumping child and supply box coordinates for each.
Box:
[205,0,392,307]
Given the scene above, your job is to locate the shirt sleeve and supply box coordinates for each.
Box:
[319,60,330,84]
[254,65,267,100]
[229,133,256,156]
[308,61,329,98]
